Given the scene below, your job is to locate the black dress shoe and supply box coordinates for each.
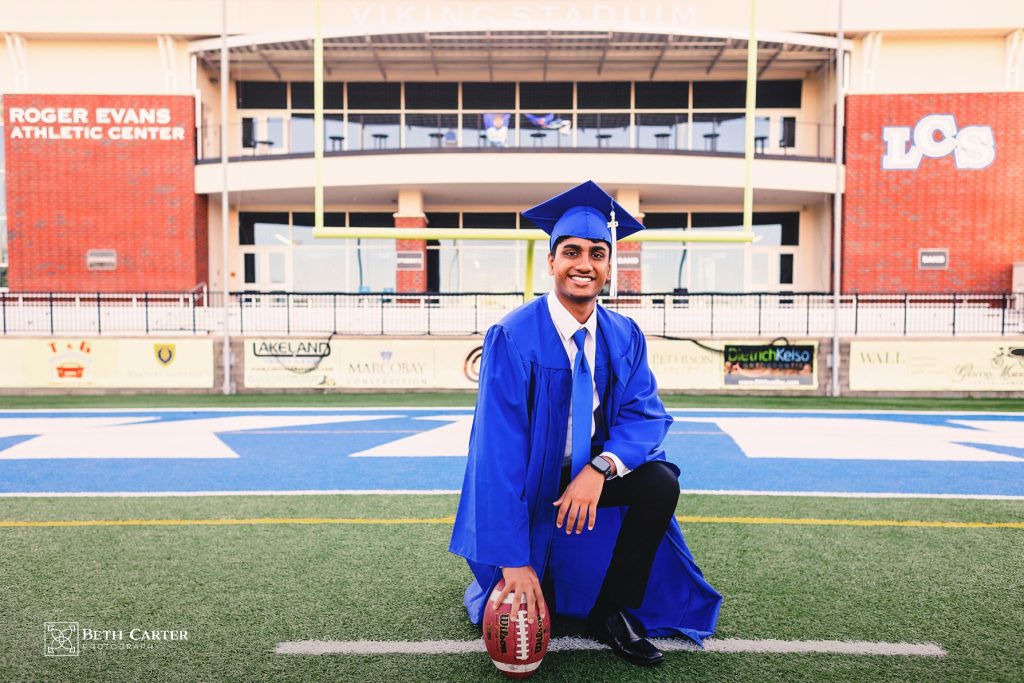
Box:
[587,610,664,666]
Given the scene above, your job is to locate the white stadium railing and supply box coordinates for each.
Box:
[0,291,1021,337]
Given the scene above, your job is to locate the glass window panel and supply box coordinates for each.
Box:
[236,81,287,109]
[291,213,345,244]
[463,112,514,148]
[520,82,572,110]
[757,80,802,108]
[642,212,687,229]
[518,113,571,148]
[405,82,458,110]
[462,212,516,229]
[347,82,400,109]
[693,113,746,152]
[462,82,515,110]
[292,248,347,290]
[693,81,745,109]
[0,178,6,215]
[356,240,397,291]
[239,212,289,244]
[426,212,459,228]
[290,114,314,153]
[460,241,519,291]
[689,247,744,292]
[243,253,256,284]
[577,82,630,109]
[346,114,400,150]
[635,81,689,109]
[576,113,629,148]
[751,251,770,286]
[349,212,394,228]
[262,117,284,151]
[636,113,687,150]
[325,114,345,151]
[290,82,343,109]
[268,252,286,284]
[641,244,688,292]
[404,113,459,149]
[780,253,794,284]
[255,222,290,246]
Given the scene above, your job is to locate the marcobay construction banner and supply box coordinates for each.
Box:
[849,340,1024,391]
[244,338,482,389]
[0,338,214,388]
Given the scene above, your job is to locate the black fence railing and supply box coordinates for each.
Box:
[0,291,1021,337]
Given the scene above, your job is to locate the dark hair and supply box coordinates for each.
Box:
[549,235,611,257]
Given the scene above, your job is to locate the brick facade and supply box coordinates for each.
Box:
[843,93,1024,293]
[394,214,427,292]
[4,94,202,292]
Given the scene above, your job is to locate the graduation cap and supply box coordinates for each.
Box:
[521,180,644,297]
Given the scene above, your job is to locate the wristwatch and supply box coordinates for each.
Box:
[589,455,613,479]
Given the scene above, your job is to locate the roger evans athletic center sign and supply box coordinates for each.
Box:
[6,106,187,141]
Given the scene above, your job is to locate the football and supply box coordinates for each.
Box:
[482,580,551,679]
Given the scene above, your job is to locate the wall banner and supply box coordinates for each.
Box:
[648,339,818,390]
[244,338,481,389]
[849,340,1024,391]
[0,338,214,388]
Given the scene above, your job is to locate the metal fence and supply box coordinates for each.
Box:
[1,291,1022,337]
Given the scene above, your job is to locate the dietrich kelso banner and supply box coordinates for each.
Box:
[723,343,817,388]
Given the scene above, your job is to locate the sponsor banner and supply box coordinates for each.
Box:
[723,343,817,388]
[244,338,481,389]
[0,339,214,388]
[648,339,818,390]
[849,341,1024,391]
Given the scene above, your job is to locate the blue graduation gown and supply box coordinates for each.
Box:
[449,297,722,642]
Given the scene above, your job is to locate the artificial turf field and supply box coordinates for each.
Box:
[1,395,1023,682]
[3,494,1023,682]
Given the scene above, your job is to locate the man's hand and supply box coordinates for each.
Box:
[553,462,610,534]
[494,566,546,625]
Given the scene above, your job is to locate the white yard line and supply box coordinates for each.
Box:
[2,488,1022,500]
[274,636,947,657]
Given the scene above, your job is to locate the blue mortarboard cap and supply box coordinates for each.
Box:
[522,180,644,251]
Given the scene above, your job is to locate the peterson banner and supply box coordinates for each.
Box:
[0,338,214,388]
[244,338,482,389]
[647,339,818,390]
[849,340,1024,392]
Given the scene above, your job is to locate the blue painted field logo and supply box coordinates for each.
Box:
[724,344,816,387]
[44,622,80,657]
[154,344,175,366]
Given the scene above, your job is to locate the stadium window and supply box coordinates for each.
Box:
[348,212,394,228]
[243,253,256,284]
[462,212,517,229]
[462,82,515,110]
[757,80,802,108]
[426,212,460,228]
[292,212,345,228]
[405,82,458,110]
[635,82,689,109]
[236,81,287,109]
[520,82,572,110]
[238,214,290,248]
[642,212,688,229]
[347,82,401,110]
[290,81,344,109]
[691,211,799,245]
[577,82,630,109]
[779,254,794,285]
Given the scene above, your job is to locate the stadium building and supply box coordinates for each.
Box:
[2,0,1021,298]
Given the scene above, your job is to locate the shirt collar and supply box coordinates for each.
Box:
[546,291,597,343]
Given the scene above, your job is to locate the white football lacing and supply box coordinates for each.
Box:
[515,610,530,660]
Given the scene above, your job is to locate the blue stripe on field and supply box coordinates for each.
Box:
[0,410,1021,496]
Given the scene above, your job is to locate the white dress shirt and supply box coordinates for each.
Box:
[546,292,629,478]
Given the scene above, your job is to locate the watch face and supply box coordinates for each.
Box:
[590,458,610,474]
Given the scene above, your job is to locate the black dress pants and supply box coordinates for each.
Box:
[544,460,680,619]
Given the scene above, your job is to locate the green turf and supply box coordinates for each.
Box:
[2,494,1022,682]
[1,392,1022,411]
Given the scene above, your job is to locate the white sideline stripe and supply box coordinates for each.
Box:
[1,407,1021,416]
[2,488,1022,500]
[274,637,946,657]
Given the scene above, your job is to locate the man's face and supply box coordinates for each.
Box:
[547,238,610,304]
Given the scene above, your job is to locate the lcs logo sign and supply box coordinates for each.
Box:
[882,115,994,170]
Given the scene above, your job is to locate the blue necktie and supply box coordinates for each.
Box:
[570,328,592,476]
